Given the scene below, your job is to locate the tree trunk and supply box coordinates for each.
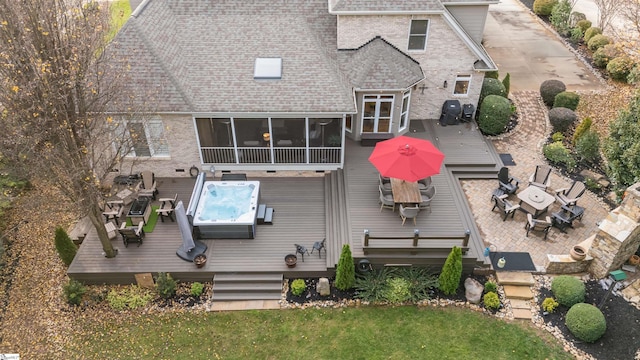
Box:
[88,205,117,258]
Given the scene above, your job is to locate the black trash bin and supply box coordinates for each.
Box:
[439,100,461,126]
[462,103,475,122]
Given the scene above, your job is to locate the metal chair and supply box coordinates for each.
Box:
[491,195,520,221]
[294,244,309,262]
[525,213,552,240]
[311,238,326,258]
[498,167,519,195]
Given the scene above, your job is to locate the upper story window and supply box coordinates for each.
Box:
[453,75,472,96]
[115,118,169,158]
[408,20,428,51]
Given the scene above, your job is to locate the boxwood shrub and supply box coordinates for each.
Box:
[533,0,558,16]
[479,78,506,108]
[553,91,580,110]
[291,279,306,296]
[587,34,611,51]
[583,26,602,43]
[551,275,585,307]
[575,130,600,163]
[478,95,511,135]
[483,292,500,310]
[575,19,591,33]
[566,303,607,343]
[543,142,576,171]
[540,79,566,107]
[607,56,635,82]
[593,44,620,69]
[572,117,592,145]
[548,107,577,132]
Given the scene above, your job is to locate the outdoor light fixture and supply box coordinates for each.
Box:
[262,132,270,142]
[443,80,448,88]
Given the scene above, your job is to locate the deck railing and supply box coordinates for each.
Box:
[362,229,470,255]
[200,146,341,164]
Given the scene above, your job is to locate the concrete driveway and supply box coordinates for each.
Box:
[484,0,604,92]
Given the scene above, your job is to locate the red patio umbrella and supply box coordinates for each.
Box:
[368,136,445,182]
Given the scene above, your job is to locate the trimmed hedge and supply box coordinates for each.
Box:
[479,78,506,108]
[575,19,591,33]
[551,275,585,307]
[478,95,511,135]
[607,56,635,82]
[553,91,580,110]
[583,26,602,43]
[566,303,607,343]
[587,34,611,51]
[533,0,558,16]
[540,79,566,107]
[593,44,621,69]
[548,107,577,132]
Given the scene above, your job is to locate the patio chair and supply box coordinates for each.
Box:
[137,170,158,199]
[525,213,552,240]
[555,180,586,207]
[417,177,432,190]
[102,200,124,225]
[379,174,392,191]
[379,186,395,212]
[294,243,309,262]
[419,185,436,213]
[311,238,326,258]
[399,204,420,226]
[156,193,178,222]
[379,184,392,196]
[104,222,118,240]
[528,165,552,191]
[497,167,519,195]
[118,221,145,247]
[491,195,520,221]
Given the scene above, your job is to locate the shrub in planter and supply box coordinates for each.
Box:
[478,78,506,108]
[607,56,635,82]
[587,34,611,51]
[543,142,576,171]
[548,107,577,132]
[291,279,306,296]
[483,292,501,310]
[190,282,204,297]
[553,91,580,110]
[63,279,87,306]
[533,0,558,16]
[438,246,463,296]
[551,275,586,307]
[384,277,411,303]
[593,44,620,68]
[542,297,559,313]
[565,303,607,343]
[55,226,77,266]
[335,244,355,290]
[156,272,177,299]
[484,281,497,293]
[583,26,602,43]
[540,79,566,107]
[478,95,511,135]
[575,19,591,33]
[575,130,600,162]
[572,117,592,145]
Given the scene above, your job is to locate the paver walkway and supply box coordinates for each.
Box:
[462,91,609,268]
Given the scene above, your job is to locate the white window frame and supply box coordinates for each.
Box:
[399,90,411,131]
[117,118,169,158]
[408,19,429,51]
[453,74,472,97]
[361,94,394,134]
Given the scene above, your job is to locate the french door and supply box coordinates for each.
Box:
[362,95,394,133]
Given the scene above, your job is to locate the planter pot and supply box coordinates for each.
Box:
[285,254,297,268]
[194,254,207,268]
[570,245,587,261]
[629,254,640,266]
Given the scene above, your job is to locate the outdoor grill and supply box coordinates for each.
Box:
[439,99,461,126]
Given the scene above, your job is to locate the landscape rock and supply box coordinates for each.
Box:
[316,277,330,296]
[464,277,483,304]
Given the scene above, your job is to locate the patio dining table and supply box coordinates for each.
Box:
[390,178,422,204]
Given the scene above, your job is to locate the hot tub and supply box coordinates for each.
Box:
[186,173,260,239]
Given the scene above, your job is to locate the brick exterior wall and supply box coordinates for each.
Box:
[337,14,484,120]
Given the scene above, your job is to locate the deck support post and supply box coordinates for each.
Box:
[413,229,419,247]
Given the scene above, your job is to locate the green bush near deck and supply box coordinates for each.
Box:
[479,78,507,108]
[335,244,355,290]
[483,292,501,310]
[55,226,77,266]
[291,279,306,296]
[551,275,585,307]
[63,279,87,306]
[576,19,591,32]
[155,272,177,299]
[478,95,511,135]
[566,303,607,342]
[438,246,462,296]
[575,130,600,163]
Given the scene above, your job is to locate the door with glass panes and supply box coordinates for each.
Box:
[362,95,393,133]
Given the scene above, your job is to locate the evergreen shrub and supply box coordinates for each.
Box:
[54,226,77,266]
[542,297,559,313]
[438,246,462,296]
[551,275,585,307]
[335,244,355,290]
[484,281,497,293]
[156,272,177,299]
[566,303,607,342]
[593,44,620,68]
[533,0,558,15]
[553,91,580,110]
[587,34,611,51]
[575,131,600,162]
[540,79,566,107]
[572,117,592,145]
[607,56,635,82]
[483,292,501,310]
[190,282,204,297]
[478,95,511,135]
[583,26,602,42]
[479,78,506,107]
[384,277,412,303]
[543,142,576,170]
[575,19,591,32]
[63,279,87,306]
[548,107,577,132]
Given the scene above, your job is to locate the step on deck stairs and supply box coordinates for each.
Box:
[496,271,535,320]
[211,273,283,304]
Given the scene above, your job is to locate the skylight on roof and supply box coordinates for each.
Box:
[254,58,282,80]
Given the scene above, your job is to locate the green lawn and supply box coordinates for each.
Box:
[70,306,572,359]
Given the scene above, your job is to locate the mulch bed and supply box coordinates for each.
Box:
[537,280,640,360]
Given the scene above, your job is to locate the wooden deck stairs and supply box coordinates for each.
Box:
[211,273,283,302]
[324,169,351,269]
[496,271,535,320]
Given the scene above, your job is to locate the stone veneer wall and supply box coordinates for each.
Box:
[589,183,640,278]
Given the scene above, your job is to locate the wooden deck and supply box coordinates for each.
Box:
[68,119,500,284]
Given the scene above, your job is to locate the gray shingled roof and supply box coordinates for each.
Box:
[107,0,355,114]
[338,37,424,90]
[331,0,444,13]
